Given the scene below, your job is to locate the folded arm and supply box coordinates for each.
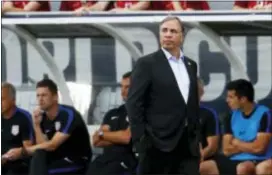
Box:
[232,111,272,154]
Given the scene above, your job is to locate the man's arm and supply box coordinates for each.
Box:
[126,57,151,144]
[34,125,48,144]
[32,109,47,144]
[2,1,43,13]
[93,128,131,147]
[27,132,70,154]
[203,136,219,158]
[223,134,241,156]
[202,108,220,159]
[102,127,131,144]
[222,114,241,156]
[126,1,150,10]
[171,1,184,10]
[233,1,248,10]
[86,1,110,11]
[232,112,272,154]
[27,109,76,154]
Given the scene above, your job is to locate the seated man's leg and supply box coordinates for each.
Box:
[236,161,255,175]
[200,160,219,175]
[255,159,272,175]
[29,149,48,175]
[85,156,135,175]
[2,159,29,175]
[30,149,88,175]
[203,154,241,175]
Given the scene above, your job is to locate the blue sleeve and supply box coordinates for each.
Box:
[18,109,34,142]
[58,107,75,134]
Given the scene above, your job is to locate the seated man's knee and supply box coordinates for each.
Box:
[200,160,218,175]
[255,159,272,175]
[236,161,255,175]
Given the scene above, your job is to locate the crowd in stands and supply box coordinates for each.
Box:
[1,0,272,14]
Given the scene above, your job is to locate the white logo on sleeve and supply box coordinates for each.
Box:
[55,121,61,131]
[111,116,118,120]
[11,125,19,136]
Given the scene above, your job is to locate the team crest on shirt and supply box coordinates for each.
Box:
[11,125,19,136]
[55,121,61,131]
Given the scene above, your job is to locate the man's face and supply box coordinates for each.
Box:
[121,77,130,101]
[159,19,184,51]
[226,90,242,110]
[1,88,15,114]
[36,87,57,111]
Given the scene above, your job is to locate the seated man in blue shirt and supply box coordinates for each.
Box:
[200,79,272,175]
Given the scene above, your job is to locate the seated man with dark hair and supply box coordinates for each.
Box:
[85,71,138,175]
[25,79,92,175]
[200,79,272,175]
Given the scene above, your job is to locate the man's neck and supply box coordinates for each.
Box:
[241,102,255,116]
[46,104,59,120]
[169,49,181,59]
[2,106,17,119]
[165,48,181,59]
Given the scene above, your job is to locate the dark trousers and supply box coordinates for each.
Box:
[138,129,200,175]
[29,150,89,175]
[85,155,137,175]
[2,159,29,175]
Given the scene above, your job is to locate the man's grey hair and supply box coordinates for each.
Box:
[1,82,16,100]
[160,16,185,32]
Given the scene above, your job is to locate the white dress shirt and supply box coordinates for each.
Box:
[161,48,190,104]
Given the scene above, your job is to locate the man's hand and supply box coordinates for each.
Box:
[231,138,240,147]
[3,148,22,161]
[100,125,110,132]
[92,130,101,145]
[32,107,43,126]
[1,156,9,165]
[74,6,88,16]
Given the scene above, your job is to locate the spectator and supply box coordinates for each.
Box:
[197,78,220,162]
[73,1,113,15]
[200,79,272,175]
[152,0,210,11]
[25,79,92,175]
[233,0,272,10]
[60,1,95,11]
[2,0,50,14]
[1,82,33,175]
[111,1,150,11]
[85,71,138,175]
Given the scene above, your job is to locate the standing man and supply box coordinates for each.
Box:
[25,79,92,175]
[126,16,200,175]
[85,71,138,175]
[1,82,33,175]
